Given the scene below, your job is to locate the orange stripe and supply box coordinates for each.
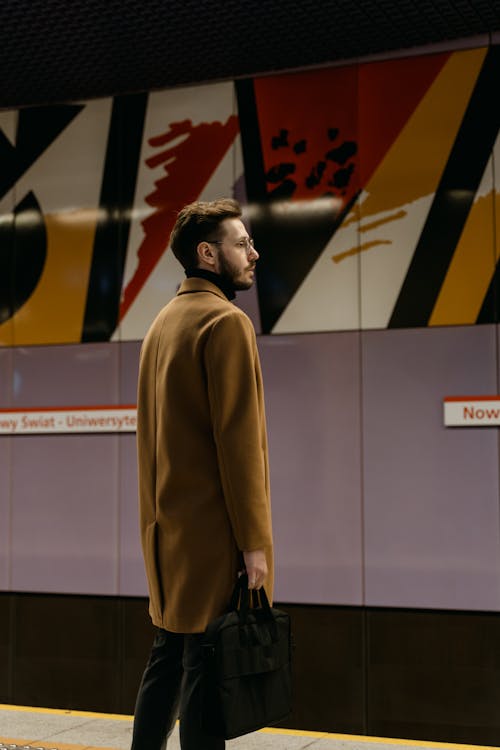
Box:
[444,395,500,402]
[0,405,136,413]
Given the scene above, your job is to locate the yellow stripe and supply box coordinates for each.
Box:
[1,704,499,750]
[263,727,500,750]
[335,48,487,329]
[429,187,499,326]
[12,212,97,345]
[358,47,487,219]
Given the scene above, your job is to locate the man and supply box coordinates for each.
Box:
[131,198,274,750]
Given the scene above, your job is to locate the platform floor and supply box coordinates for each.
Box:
[0,705,496,750]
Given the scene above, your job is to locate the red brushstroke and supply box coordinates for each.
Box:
[120,116,239,321]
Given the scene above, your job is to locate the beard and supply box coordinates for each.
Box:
[218,251,254,291]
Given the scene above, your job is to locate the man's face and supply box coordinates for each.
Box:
[213,218,259,290]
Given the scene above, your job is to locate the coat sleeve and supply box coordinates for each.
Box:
[205,310,273,552]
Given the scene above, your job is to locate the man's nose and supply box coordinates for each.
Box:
[249,244,259,260]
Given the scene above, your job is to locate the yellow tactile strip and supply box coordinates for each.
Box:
[0,741,118,750]
[1,704,500,750]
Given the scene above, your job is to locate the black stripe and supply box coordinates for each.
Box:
[82,93,148,342]
[235,79,267,205]
[476,258,499,324]
[0,105,83,200]
[389,46,500,329]
[0,192,48,326]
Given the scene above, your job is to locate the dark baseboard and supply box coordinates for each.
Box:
[1,592,500,745]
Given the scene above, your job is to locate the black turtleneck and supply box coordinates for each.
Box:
[185,268,236,301]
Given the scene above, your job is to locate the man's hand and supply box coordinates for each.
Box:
[243,549,268,590]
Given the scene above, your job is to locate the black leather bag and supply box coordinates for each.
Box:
[201,573,292,739]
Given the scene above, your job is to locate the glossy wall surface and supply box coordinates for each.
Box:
[1,326,500,611]
[0,43,500,613]
[1,46,500,344]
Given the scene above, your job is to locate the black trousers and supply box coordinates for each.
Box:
[131,628,225,750]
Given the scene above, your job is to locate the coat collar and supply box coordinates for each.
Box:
[176,277,232,302]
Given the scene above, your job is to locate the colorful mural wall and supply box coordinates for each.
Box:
[1,45,499,345]
[0,45,500,611]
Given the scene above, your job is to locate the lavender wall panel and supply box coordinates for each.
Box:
[119,341,141,404]
[0,348,13,589]
[118,340,145,594]
[10,344,120,594]
[0,347,12,406]
[0,438,10,590]
[259,332,363,605]
[363,325,500,611]
[118,433,146,595]
[11,434,119,594]
[12,343,120,407]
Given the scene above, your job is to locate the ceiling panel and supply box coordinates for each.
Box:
[0,0,499,108]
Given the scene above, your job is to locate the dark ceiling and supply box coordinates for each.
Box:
[0,0,499,109]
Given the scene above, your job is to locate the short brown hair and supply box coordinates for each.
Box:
[170,198,242,269]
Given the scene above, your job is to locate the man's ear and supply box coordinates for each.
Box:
[196,241,217,268]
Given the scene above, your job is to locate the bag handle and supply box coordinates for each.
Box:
[230,573,273,619]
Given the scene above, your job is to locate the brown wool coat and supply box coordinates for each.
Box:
[137,277,273,633]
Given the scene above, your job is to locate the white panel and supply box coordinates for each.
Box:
[119,81,238,341]
[272,209,360,333]
[359,193,433,329]
[14,99,112,211]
